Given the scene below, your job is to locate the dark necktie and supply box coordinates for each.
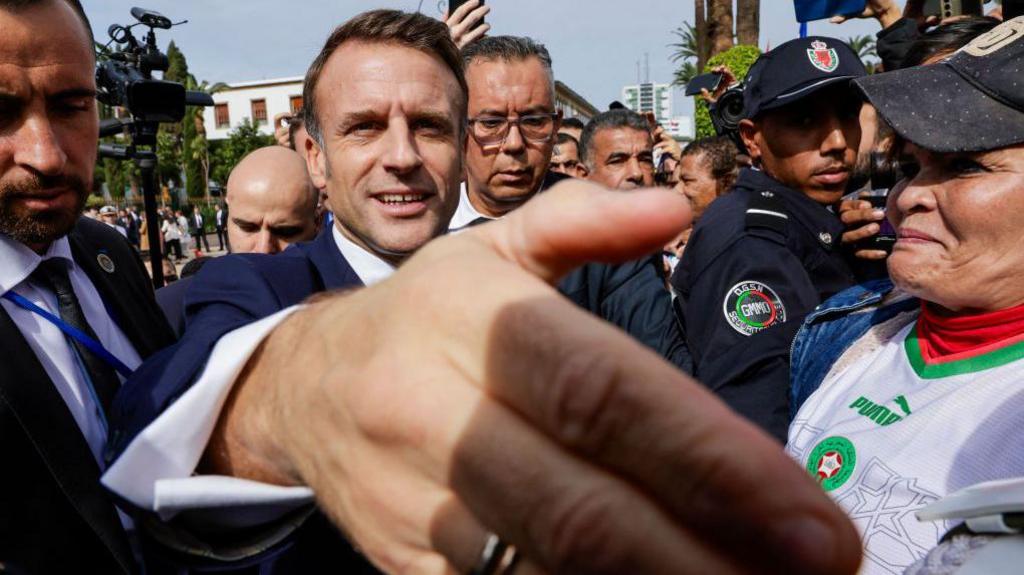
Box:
[30,259,119,414]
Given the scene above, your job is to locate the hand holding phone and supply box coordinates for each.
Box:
[794,0,868,23]
[446,0,490,49]
[685,73,724,97]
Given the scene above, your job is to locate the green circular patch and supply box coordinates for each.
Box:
[806,436,857,492]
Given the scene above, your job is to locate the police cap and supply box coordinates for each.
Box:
[743,36,867,120]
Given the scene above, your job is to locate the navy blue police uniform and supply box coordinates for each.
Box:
[670,36,866,441]
[672,168,855,440]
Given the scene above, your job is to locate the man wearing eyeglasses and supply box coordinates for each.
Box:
[449,35,567,230]
[451,35,692,372]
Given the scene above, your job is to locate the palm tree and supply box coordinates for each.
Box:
[670,22,701,87]
[183,76,228,201]
[846,35,879,73]
[846,35,878,60]
[736,0,760,46]
[707,0,735,58]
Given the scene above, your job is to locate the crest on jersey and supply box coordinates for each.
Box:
[808,40,839,73]
[723,280,787,336]
[806,436,857,492]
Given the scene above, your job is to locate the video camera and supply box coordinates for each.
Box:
[96,7,214,143]
[686,72,747,150]
[709,82,745,149]
[95,7,214,288]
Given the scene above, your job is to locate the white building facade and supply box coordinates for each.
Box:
[203,76,304,141]
[622,82,672,125]
[204,76,601,140]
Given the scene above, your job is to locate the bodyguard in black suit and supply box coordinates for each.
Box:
[0,2,176,572]
[0,218,175,574]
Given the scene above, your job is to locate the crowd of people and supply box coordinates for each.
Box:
[2,0,1024,573]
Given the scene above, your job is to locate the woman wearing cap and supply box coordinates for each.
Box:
[785,17,1024,575]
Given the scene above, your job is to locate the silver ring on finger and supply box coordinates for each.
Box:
[470,533,519,575]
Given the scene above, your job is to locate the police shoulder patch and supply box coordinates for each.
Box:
[723,280,787,336]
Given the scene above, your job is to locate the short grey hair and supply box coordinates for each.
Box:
[462,35,554,96]
[580,110,652,168]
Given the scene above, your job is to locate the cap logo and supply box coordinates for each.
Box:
[807,40,839,73]
[962,16,1024,57]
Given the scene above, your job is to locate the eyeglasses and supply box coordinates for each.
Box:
[467,113,559,146]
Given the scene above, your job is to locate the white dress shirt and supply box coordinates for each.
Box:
[0,233,143,465]
[103,224,396,524]
[332,224,395,286]
[448,182,493,232]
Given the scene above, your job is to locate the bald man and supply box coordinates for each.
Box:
[226,146,320,254]
[156,148,319,334]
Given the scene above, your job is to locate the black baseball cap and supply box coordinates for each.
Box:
[855,17,1024,153]
[743,36,867,120]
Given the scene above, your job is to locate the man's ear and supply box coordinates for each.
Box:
[575,163,589,179]
[306,136,328,190]
[738,119,761,164]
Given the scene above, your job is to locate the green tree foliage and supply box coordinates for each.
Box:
[846,35,880,73]
[210,119,274,186]
[164,41,189,83]
[694,45,761,139]
[157,42,227,199]
[670,22,701,87]
[162,42,190,193]
[182,77,227,199]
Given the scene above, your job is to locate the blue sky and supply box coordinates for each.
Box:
[82,1,884,118]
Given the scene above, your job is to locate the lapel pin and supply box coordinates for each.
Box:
[97,253,116,274]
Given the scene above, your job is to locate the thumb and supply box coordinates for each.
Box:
[469,179,691,285]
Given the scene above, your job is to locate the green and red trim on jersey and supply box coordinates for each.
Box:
[906,301,1024,379]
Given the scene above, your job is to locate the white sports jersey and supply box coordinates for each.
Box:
[787,321,1024,575]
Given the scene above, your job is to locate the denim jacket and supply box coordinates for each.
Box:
[789,278,921,418]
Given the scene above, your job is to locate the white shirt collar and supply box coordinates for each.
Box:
[449,182,491,231]
[0,233,74,294]
[330,224,395,286]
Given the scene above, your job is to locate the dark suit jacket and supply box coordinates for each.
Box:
[0,217,175,574]
[110,227,376,573]
[539,170,692,373]
[155,276,192,337]
[559,256,693,374]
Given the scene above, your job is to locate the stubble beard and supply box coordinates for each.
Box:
[0,174,90,246]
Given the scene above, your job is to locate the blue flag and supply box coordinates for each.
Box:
[793,0,866,23]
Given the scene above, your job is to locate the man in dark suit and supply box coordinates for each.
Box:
[191,208,210,253]
[0,1,175,572]
[155,147,319,335]
[214,203,227,251]
[450,35,692,373]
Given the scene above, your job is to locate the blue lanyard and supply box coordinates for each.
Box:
[2,290,134,378]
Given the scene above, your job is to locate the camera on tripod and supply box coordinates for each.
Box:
[95,7,215,288]
[96,7,213,143]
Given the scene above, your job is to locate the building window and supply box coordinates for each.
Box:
[290,95,304,114]
[251,99,268,124]
[214,103,230,128]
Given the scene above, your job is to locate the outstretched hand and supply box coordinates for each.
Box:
[208,179,862,575]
